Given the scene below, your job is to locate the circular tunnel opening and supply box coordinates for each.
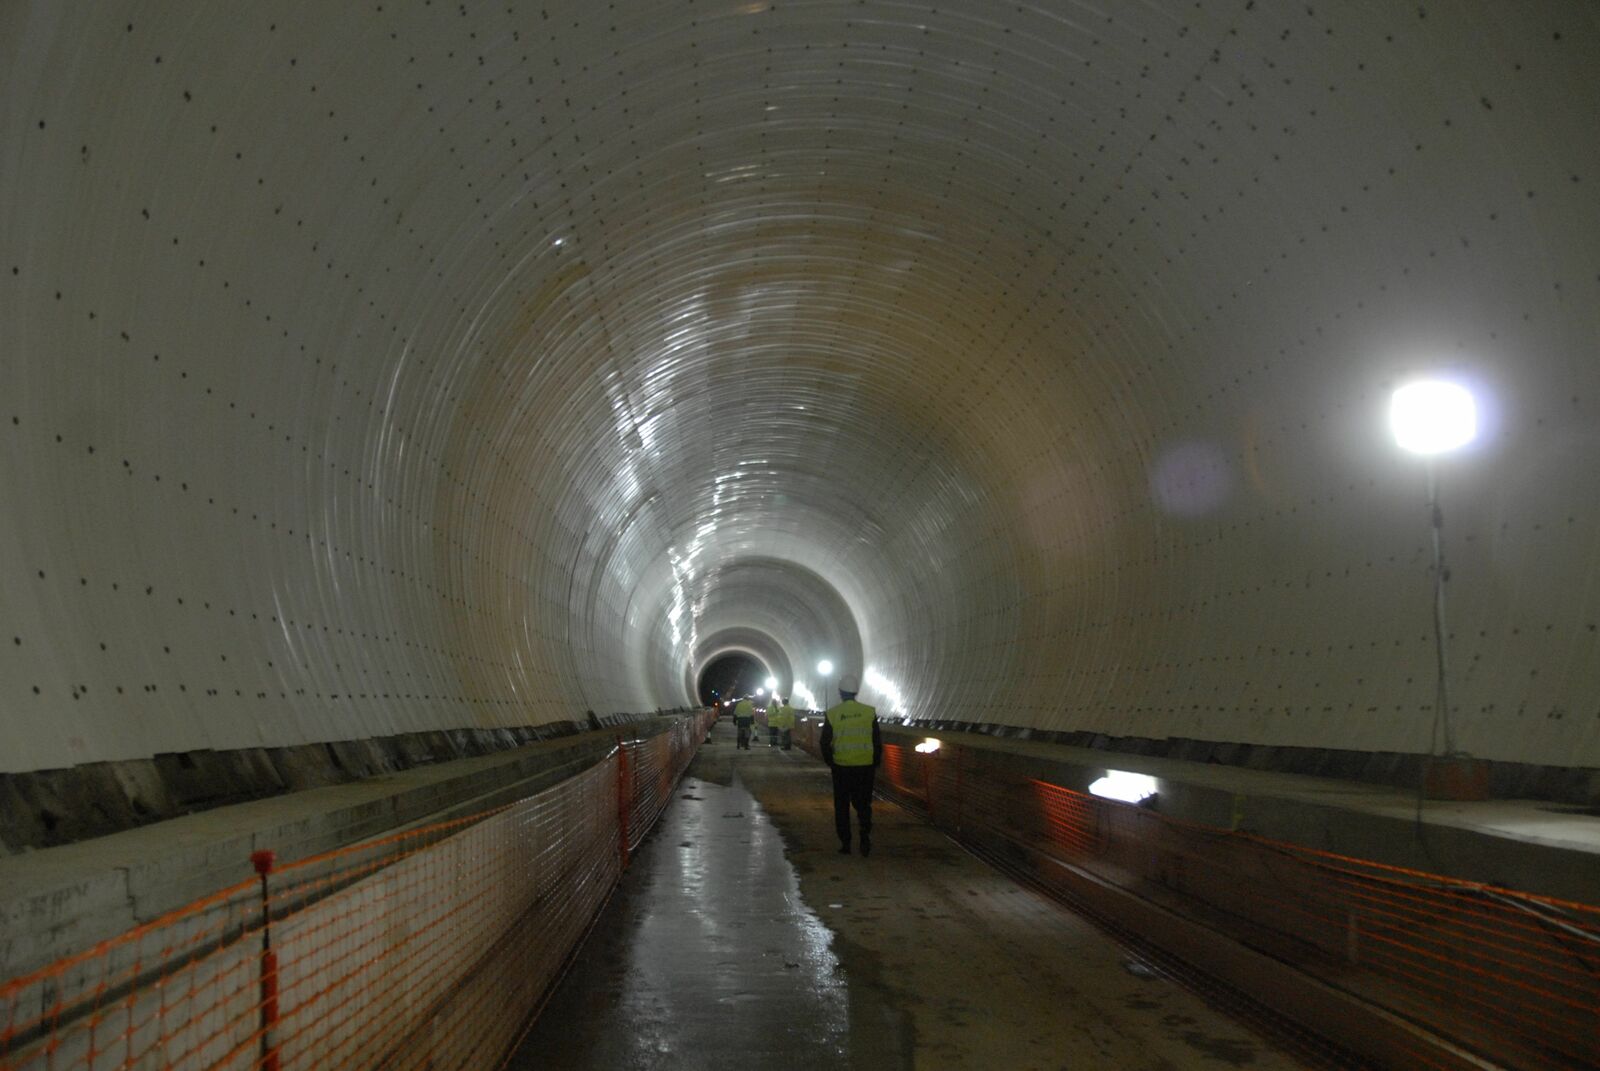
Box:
[696,653,768,707]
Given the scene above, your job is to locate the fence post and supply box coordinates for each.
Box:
[616,737,631,871]
[249,849,281,1071]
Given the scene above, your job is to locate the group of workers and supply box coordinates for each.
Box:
[719,674,882,856]
[728,693,795,750]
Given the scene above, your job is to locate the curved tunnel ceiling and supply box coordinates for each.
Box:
[677,558,865,709]
[1,3,1597,774]
[690,630,785,698]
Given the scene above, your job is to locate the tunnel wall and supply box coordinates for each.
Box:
[2,2,1598,779]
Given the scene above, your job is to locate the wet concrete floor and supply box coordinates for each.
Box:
[511,719,1309,1070]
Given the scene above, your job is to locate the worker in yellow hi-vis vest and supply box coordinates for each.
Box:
[764,695,781,747]
[732,697,756,750]
[819,674,883,856]
[769,696,795,750]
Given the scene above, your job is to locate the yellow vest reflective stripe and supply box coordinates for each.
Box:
[826,701,876,765]
[733,700,755,723]
[774,705,794,729]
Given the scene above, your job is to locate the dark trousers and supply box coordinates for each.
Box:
[736,722,751,748]
[831,765,875,845]
[780,729,792,750]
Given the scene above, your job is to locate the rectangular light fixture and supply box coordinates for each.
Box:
[1088,770,1158,804]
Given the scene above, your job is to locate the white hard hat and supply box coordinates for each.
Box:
[837,674,860,694]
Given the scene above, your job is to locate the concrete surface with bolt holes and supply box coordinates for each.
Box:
[513,719,1307,1070]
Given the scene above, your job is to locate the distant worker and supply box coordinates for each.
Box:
[732,697,755,750]
[769,695,795,749]
[765,695,782,747]
[819,675,882,856]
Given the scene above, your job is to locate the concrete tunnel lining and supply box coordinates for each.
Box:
[673,558,866,708]
[689,643,777,702]
[1,2,1598,794]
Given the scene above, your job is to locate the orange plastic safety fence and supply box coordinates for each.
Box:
[856,738,1600,1071]
[0,710,715,1071]
[878,745,910,802]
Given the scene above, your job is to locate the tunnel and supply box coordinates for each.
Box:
[1,3,1597,1069]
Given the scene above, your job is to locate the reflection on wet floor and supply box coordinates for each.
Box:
[510,730,904,1069]
[513,720,1307,1070]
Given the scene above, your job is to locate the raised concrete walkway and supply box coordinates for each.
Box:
[0,727,630,980]
[876,724,1600,903]
[512,719,1309,1070]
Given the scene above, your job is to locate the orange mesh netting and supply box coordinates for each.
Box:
[850,735,1600,1071]
[0,710,714,1071]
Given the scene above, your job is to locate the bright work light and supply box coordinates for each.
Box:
[1389,379,1477,455]
[817,659,833,675]
[1088,771,1158,804]
[1386,375,1488,765]
[764,675,777,689]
